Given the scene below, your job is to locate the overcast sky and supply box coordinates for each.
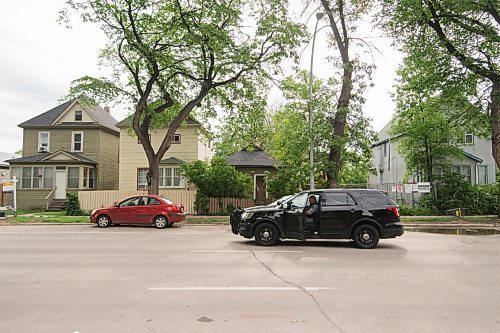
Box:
[0,0,402,154]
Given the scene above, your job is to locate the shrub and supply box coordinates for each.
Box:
[420,172,498,215]
[398,204,436,216]
[194,192,209,215]
[65,192,82,216]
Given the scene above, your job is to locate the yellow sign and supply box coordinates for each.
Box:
[2,181,14,193]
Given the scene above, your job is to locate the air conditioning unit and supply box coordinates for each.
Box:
[39,147,48,153]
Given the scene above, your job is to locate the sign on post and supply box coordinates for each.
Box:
[417,182,431,193]
[2,181,14,193]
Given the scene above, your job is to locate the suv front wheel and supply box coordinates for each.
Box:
[254,223,279,246]
[353,224,379,249]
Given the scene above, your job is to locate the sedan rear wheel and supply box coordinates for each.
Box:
[97,215,111,228]
[154,215,168,229]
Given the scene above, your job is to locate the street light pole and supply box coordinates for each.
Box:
[308,12,324,190]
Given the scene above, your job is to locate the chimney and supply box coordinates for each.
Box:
[104,106,110,114]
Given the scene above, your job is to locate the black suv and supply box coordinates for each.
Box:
[230,189,403,249]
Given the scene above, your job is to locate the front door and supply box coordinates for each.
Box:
[55,170,67,199]
[255,175,266,202]
[284,192,309,240]
[114,197,141,224]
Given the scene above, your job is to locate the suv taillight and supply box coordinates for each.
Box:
[387,206,400,218]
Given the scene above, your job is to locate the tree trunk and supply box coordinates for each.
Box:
[490,79,500,216]
[147,158,160,195]
[328,63,353,188]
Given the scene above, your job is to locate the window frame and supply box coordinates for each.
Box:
[38,132,50,153]
[137,168,149,190]
[322,192,356,206]
[159,166,184,188]
[72,131,84,152]
[171,134,181,144]
[75,109,83,122]
[67,167,80,189]
[464,132,474,145]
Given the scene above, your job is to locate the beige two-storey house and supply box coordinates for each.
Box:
[8,99,120,209]
[116,117,212,193]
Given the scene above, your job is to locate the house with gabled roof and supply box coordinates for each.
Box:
[226,147,280,204]
[370,120,497,186]
[7,99,120,210]
[115,116,213,193]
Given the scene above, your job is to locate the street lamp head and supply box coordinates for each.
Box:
[316,12,324,20]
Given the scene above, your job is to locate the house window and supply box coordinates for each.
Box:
[32,167,43,189]
[38,132,50,152]
[72,132,83,152]
[478,165,488,185]
[89,168,95,189]
[83,167,89,187]
[383,142,387,157]
[75,109,83,121]
[67,167,80,188]
[464,132,474,145]
[21,167,32,189]
[159,166,184,188]
[10,167,21,189]
[137,168,148,190]
[44,167,54,189]
[172,134,181,144]
[452,165,472,183]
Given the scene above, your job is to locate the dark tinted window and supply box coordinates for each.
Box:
[323,192,355,206]
[147,197,161,205]
[359,192,392,206]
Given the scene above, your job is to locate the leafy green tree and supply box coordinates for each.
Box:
[61,0,304,194]
[265,70,376,197]
[378,0,499,210]
[181,157,252,213]
[214,82,271,157]
[390,94,480,183]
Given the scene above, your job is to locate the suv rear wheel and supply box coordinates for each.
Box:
[353,224,379,249]
[254,223,279,246]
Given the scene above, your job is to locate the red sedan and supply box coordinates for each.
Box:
[90,195,186,228]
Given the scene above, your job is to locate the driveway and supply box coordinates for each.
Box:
[0,225,499,332]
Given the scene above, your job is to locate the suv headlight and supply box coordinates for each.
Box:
[241,212,254,220]
[90,209,96,216]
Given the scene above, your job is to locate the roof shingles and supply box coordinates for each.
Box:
[226,149,280,167]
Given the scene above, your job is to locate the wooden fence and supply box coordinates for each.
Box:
[78,190,196,214]
[78,190,272,215]
[207,197,256,214]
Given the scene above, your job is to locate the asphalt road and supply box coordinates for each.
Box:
[0,225,499,333]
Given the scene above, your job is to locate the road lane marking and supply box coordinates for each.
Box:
[148,287,334,291]
[191,250,302,253]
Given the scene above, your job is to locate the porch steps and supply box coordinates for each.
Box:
[48,199,66,211]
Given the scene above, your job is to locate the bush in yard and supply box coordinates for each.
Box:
[421,172,498,215]
[398,204,436,216]
[194,192,209,215]
[65,192,82,216]
[181,157,253,214]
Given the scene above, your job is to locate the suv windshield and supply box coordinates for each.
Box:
[289,192,309,209]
